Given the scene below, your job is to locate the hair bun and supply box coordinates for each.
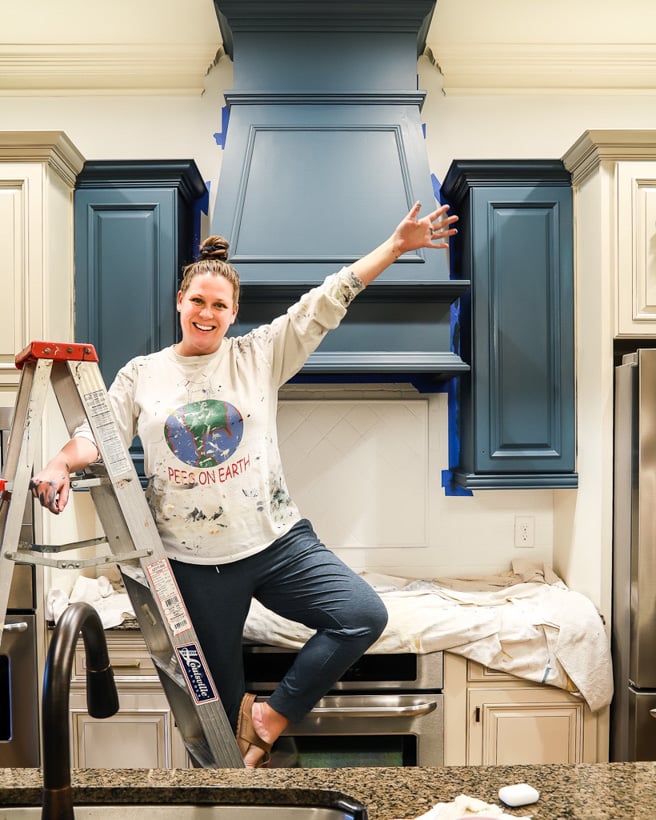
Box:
[198,235,229,261]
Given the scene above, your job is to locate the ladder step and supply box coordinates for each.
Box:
[183,738,215,769]
[5,548,153,570]
[150,651,188,688]
[31,536,109,553]
[71,476,110,490]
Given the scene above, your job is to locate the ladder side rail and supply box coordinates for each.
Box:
[0,360,52,637]
[49,360,95,439]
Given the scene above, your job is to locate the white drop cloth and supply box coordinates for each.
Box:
[243,559,613,712]
[46,575,136,629]
[412,793,533,819]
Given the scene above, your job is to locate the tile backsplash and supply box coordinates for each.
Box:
[278,398,429,549]
[278,385,554,580]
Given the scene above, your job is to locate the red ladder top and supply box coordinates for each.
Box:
[15,341,99,369]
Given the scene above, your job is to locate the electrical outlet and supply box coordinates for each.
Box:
[514,516,535,548]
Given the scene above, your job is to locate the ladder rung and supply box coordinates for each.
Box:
[183,739,215,769]
[5,548,152,570]
[150,652,188,688]
[118,564,149,587]
[71,476,110,490]
[31,536,109,553]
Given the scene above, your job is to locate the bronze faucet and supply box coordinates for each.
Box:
[41,601,119,820]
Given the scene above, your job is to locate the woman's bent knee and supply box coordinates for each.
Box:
[359,595,388,647]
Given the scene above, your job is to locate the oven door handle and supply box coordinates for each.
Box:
[308,700,438,718]
[2,621,28,633]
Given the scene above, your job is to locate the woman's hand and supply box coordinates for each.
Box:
[29,463,72,515]
[28,436,99,514]
[350,201,459,286]
[391,201,459,256]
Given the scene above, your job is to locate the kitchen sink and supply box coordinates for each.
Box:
[1,806,363,819]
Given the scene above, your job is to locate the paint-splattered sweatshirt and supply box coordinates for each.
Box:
[79,267,364,565]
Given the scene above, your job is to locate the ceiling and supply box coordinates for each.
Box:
[2,0,656,95]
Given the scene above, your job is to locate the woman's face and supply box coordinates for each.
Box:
[176,272,238,356]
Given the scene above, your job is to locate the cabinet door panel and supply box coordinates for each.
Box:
[472,187,574,475]
[468,687,584,765]
[71,707,170,768]
[617,162,656,335]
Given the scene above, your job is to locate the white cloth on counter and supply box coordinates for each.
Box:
[46,575,136,629]
[412,794,532,819]
[243,559,613,712]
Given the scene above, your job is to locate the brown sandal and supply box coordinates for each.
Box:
[236,693,273,768]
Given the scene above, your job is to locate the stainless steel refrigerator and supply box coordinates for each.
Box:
[612,348,656,761]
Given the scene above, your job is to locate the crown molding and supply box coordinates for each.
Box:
[426,43,656,95]
[562,129,656,185]
[0,130,85,184]
[0,44,219,95]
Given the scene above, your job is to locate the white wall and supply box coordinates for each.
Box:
[5,54,656,611]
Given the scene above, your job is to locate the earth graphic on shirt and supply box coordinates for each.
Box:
[164,399,244,469]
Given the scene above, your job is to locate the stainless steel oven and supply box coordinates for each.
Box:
[243,644,443,767]
[0,407,40,766]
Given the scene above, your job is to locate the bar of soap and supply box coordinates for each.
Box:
[498,783,540,807]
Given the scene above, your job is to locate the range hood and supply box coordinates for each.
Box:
[212,0,468,383]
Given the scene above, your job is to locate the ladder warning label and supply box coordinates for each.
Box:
[146,559,192,636]
[83,389,133,477]
[175,643,218,704]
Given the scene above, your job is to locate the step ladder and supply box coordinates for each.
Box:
[0,341,244,768]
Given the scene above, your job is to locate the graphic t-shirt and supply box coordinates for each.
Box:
[80,268,364,565]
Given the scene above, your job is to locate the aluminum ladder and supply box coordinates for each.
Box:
[0,341,243,768]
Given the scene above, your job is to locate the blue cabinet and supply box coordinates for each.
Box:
[441,161,577,489]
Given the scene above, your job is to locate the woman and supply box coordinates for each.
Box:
[30,201,457,768]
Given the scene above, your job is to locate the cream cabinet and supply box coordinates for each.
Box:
[0,131,84,393]
[68,630,189,769]
[443,653,598,766]
[563,130,656,340]
[616,160,656,336]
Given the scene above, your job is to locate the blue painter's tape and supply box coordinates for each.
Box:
[432,171,473,497]
[191,183,210,261]
[213,105,231,149]
[175,643,218,704]
[431,173,442,204]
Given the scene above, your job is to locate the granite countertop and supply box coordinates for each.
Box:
[1,763,655,819]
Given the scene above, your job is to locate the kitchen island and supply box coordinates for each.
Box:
[0,763,653,819]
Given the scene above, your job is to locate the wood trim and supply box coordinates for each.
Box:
[0,44,218,95]
[426,43,656,96]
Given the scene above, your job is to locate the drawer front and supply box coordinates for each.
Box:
[74,634,157,682]
[468,661,516,683]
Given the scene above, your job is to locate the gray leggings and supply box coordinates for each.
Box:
[170,518,388,728]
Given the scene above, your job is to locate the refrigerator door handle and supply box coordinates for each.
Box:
[650,709,656,719]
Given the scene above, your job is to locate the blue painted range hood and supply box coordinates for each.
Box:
[212,0,469,382]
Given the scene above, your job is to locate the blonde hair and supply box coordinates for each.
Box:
[179,235,240,304]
